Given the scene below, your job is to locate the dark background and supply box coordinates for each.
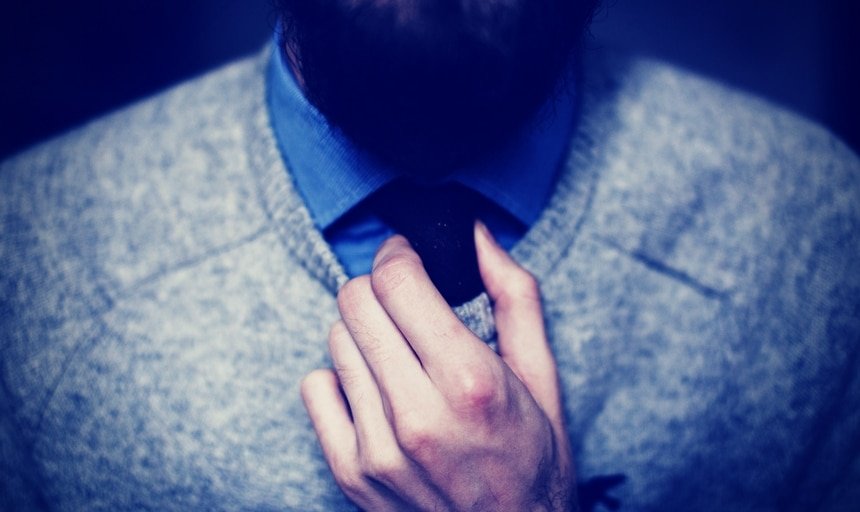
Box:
[1,0,858,160]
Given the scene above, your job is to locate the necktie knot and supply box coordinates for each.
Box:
[368,180,488,306]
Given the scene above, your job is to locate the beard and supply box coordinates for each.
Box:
[278,0,599,176]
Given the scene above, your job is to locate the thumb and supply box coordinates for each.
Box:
[474,221,562,417]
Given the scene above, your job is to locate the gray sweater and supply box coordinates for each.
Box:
[2,44,859,511]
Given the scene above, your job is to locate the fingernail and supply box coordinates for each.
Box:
[373,234,414,270]
[474,219,498,249]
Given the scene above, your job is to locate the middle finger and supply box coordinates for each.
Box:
[328,319,395,446]
[337,275,435,410]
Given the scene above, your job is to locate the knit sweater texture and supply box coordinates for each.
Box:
[2,44,859,511]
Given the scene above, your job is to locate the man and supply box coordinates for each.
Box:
[1,1,858,511]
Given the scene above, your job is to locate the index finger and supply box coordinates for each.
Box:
[370,236,494,388]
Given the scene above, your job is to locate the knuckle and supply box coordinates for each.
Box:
[332,362,359,389]
[508,268,540,302]
[371,252,421,299]
[496,268,542,317]
[334,467,365,497]
[358,334,389,366]
[361,449,406,483]
[328,452,363,492]
[393,411,436,457]
[451,366,504,412]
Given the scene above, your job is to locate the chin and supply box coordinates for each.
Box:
[278,0,599,171]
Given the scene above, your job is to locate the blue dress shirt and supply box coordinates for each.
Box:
[266,33,577,277]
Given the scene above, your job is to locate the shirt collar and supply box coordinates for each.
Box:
[266,31,576,230]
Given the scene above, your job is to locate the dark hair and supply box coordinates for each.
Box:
[278,0,599,174]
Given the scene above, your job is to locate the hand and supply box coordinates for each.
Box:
[301,222,575,511]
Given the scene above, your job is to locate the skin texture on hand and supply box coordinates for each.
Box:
[301,222,576,511]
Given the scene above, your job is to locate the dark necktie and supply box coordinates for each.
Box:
[368,180,488,306]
